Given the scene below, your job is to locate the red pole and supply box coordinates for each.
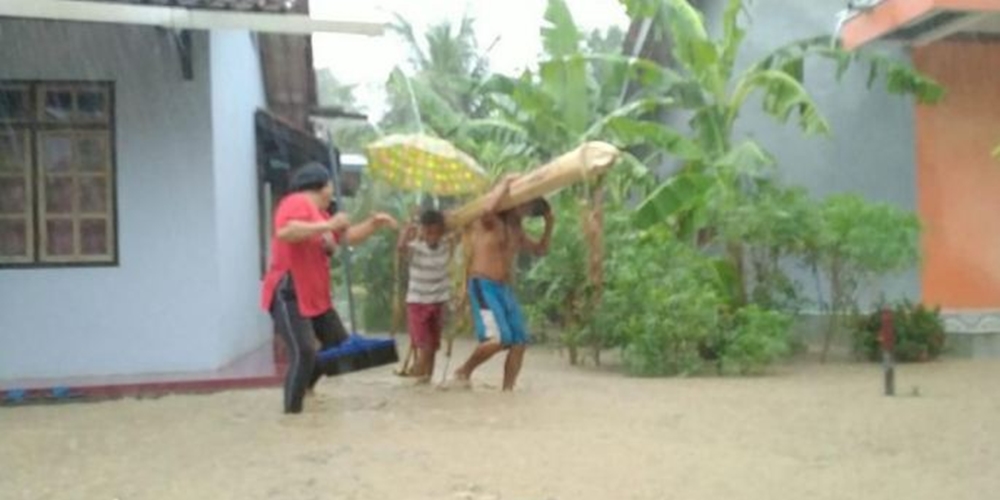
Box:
[879,307,895,396]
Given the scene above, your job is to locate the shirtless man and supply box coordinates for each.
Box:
[452,174,554,390]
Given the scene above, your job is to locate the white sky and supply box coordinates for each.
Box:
[310,0,629,119]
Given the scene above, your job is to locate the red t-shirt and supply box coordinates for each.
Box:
[260,193,340,317]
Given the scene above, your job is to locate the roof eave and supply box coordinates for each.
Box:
[841,0,1000,50]
[0,0,386,36]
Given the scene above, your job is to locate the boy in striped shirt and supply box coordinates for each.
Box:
[397,209,454,383]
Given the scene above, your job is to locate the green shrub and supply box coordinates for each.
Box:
[522,196,628,362]
[354,230,397,332]
[614,230,725,376]
[854,301,945,362]
[808,194,922,362]
[717,306,793,375]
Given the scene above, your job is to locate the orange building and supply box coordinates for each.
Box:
[842,0,1000,356]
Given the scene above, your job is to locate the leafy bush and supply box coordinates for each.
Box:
[611,230,724,376]
[524,208,797,376]
[338,181,413,333]
[807,194,922,361]
[854,301,945,362]
[353,230,397,332]
[721,183,815,313]
[521,194,626,361]
[717,306,793,375]
[612,232,796,377]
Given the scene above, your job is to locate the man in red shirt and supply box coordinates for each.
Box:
[261,162,397,414]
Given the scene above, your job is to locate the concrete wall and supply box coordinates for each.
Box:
[699,0,921,305]
[208,30,271,363]
[0,21,268,379]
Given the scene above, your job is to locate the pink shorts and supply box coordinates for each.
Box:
[407,303,445,351]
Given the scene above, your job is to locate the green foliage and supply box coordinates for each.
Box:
[341,0,942,379]
[614,231,724,376]
[716,182,816,311]
[718,306,793,375]
[541,224,794,377]
[630,0,943,229]
[586,26,626,55]
[811,194,921,289]
[808,194,922,361]
[353,230,397,331]
[341,180,414,332]
[854,301,946,362]
[521,195,593,356]
[382,13,493,134]
[617,1,938,368]
[473,0,686,174]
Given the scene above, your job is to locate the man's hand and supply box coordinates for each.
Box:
[501,173,521,185]
[321,233,336,255]
[543,207,555,225]
[485,173,521,214]
[326,213,351,233]
[372,212,399,230]
[397,222,418,254]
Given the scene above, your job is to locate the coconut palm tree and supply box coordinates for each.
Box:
[381,13,494,134]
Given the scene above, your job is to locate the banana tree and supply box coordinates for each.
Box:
[622,0,942,305]
[630,0,941,225]
[465,0,690,363]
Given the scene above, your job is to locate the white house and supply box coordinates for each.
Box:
[0,0,383,385]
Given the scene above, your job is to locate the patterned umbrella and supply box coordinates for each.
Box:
[365,134,489,196]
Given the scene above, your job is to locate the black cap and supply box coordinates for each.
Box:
[289,162,331,192]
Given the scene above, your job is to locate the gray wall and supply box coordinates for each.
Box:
[0,21,269,379]
[700,0,921,305]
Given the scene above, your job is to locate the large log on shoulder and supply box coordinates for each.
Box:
[445,141,620,229]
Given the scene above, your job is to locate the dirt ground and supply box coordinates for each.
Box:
[2,340,998,500]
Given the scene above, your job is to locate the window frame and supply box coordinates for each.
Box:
[0,80,118,269]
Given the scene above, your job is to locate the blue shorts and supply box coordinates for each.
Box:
[468,277,528,346]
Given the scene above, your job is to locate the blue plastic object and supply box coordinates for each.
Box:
[4,389,27,403]
[51,387,72,399]
[316,334,398,376]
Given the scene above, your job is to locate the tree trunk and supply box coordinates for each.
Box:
[568,344,579,366]
[820,258,842,364]
[582,183,605,365]
[727,242,749,307]
[583,186,605,305]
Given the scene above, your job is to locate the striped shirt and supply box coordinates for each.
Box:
[406,240,451,304]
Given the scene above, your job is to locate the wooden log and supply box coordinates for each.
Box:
[445,141,620,229]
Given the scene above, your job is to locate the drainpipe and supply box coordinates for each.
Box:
[832,9,852,48]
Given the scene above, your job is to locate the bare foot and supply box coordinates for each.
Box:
[439,371,472,391]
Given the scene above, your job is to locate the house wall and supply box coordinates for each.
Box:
[208,31,271,363]
[699,0,921,305]
[912,41,1000,309]
[0,21,269,379]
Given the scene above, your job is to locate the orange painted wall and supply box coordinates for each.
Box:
[914,41,1000,308]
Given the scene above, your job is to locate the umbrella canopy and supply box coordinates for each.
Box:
[365,134,489,196]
